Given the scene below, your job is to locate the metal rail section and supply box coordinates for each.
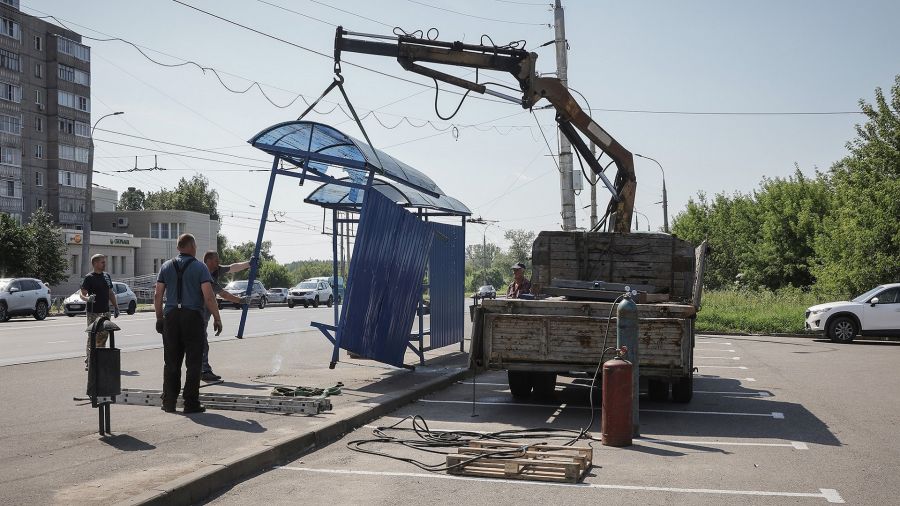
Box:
[117,388,332,415]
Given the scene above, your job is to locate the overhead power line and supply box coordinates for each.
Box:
[406,0,551,27]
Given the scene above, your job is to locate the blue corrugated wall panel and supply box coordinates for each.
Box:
[336,191,434,367]
[428,222,465,349]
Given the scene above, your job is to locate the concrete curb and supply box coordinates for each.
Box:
[114,365,471,506]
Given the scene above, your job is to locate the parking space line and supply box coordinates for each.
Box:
[417,399,784,418]
[276,468,843,503]
[696,356,741,360]
[637,437,809,450]
[695,348,736,352]
[694,390,770,397]
[699,365,748,369]
[46,340,67,344]
[696,375,755,381]
[545,403,566,424]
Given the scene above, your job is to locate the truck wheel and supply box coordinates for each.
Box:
[507,371,532,399]
[327,295,333,307]
[531,372,557,399]
[288,300,295,308]
[672,375,693,403]
[648,379,669,401]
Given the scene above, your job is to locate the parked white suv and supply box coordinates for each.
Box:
[287,280,333,308]
[0,278,52,322]
[805,283,900,342]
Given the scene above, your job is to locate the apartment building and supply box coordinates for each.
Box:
[0,0,92,228]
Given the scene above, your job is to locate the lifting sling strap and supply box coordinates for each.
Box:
[171,256,195,309]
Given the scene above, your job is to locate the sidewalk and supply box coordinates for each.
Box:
[0,328,469,506]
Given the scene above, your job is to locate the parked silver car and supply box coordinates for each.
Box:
[0,278,52,322]
[267,287,288,304]
[64,282,138,316]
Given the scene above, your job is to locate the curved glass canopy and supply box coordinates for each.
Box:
[249,121,442,196]
[305,178,471,216]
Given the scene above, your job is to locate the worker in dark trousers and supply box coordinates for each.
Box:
[200,251,252,382]
[153,234,223,414]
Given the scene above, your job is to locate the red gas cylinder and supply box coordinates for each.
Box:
[601,349,633,447]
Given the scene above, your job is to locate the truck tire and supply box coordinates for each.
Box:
[648,379,669,401]
[507,371,532,399]
[531,372,557,398]
[672,375,693,403]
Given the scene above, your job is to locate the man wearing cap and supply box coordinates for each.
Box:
[507,262,533,299]
[80,254,118,370]
[200,251,253,382]
[153,234,223,414]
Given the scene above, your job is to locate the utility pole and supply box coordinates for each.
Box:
[554,0,576,230]
[589,141,598,230]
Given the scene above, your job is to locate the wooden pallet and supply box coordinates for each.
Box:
[446,441,592,483]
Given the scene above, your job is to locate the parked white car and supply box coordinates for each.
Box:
[805,283,900,342]
[287,280,333,308]
[0,278,52,322]
[267,287,288,304]
[64,282,138,316]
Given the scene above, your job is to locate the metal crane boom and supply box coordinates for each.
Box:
[334,27,636,232]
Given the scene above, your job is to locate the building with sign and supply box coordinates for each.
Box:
[56,229,139,296]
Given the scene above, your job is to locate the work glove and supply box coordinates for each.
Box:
[213,319,223,336]
[113,307,120,319]
[155,319,164,335]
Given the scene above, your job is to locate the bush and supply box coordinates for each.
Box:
[696,288,846,334]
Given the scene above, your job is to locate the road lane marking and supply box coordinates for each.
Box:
[416,399,783,418]
[46,340,67,344]
[699,365,748,369]
[696,356,740,360]
[122,333,144,337]
[276,468,842,503]
[545,403,566,424]
[696,375,755,381]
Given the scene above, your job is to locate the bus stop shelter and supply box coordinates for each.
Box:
[240,120,471,369]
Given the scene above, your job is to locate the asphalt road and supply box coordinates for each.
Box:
[0,305,342,366]
[207,334,900,505]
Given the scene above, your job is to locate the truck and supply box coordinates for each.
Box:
[470,232,707,402]
[332,27,706,400]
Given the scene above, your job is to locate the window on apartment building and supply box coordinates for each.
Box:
[33,144,42,159]
[36,198,43,208]
[0,114,21,135]
[5,180,13,197]
[77,96,89,112]
[57,36,90,62]
[35,171,42,186]
[58,64,90,86]
[34,63,42,78]
[58,117,73,134]
[74,121,90,138]
[35,117,42,132]
[0,17,20,41]
[0,48,19,72]
[33,35,41,51]
[34,89,42,108]
[58,170,86,189]
[57,90,88,111]
[0,146,21,166]
[0,82,22,103]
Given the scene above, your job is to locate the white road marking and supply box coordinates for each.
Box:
[694,390,770,397]
[638,437,808,450]
[696,375,755,382]
[416,399,783,418]
[545,403,566,424]
[696,356,741,360]
[276,468,843,503]
[695,347,735,351]
[122,333,144,337]
[700,365,748,370]
[46,340,67,344]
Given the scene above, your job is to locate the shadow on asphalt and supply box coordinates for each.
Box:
[812,338,900,346]
[120,370,140,376]
[185,413,267,433]
[213,381,271,391]
[409,374,842,449]
[99,434,156,451]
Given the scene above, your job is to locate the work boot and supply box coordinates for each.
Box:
[182,404,206,414]
[201,371,222,382]
[161,405,176,413]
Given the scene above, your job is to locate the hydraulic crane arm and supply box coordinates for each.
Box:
[334,28,635,232]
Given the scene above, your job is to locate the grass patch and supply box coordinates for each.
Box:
[696,288,845,334]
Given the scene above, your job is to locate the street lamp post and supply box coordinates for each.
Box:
[81,112,125,278]
[634,153,669,233]
[632,210,651,231]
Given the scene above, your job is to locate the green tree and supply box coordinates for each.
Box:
[813,75,900,294]
[466,267,506,292]
[285,259,334,283]
[24,208,68,285]
[116,187,145,211]
[219,240,273,281]
[0,213,29,277]
[143,175,220,218]
[504,229,535,267]
[257,260,293,288]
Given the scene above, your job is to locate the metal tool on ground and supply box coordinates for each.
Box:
[271,382,343,398]
[86,316,121,436]
[117,389,332,415]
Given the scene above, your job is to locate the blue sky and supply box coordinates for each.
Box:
[25,0,899,261]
